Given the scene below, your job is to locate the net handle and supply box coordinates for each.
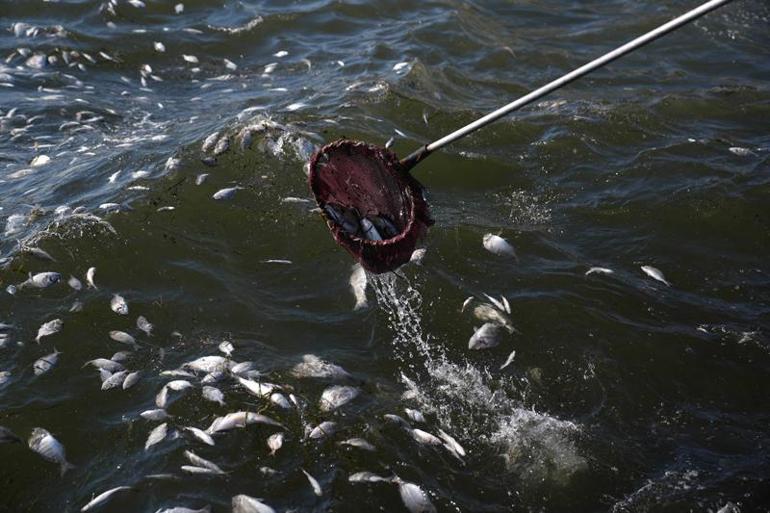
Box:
[400,0,735,171]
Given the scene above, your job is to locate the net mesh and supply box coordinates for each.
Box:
[308,139,433,273]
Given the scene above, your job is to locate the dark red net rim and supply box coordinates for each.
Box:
[308,139,433,274]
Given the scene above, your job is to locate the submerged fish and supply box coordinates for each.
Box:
[68,275,83,290]
[319,385,360,412]
[338,438,376,452]
[33,350,60,376]
[80,486,134,512]
[28,427,75,475]
[36,319,63,343]
[482,233,517,259]
[145,422,168,450]
[136,315,153,336]
[301,468,322,496]
[641,265,671,286]
[290,354,352,381]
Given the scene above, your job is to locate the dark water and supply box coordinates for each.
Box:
[1,1,769,512]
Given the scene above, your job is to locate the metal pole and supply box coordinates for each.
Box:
[400,0,735,170]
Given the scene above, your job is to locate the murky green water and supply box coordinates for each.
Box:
[1,1,769,512]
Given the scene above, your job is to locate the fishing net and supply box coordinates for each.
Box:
[308,139,433,273]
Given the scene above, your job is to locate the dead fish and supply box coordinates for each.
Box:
[319,385,359,412]
[230,361,257,376]
[122,371,141,389]
[68,275,82,291]
[183,355,231,374]
[206,411,283,434]
[0,426,22,444]
[183,426,215,446]
[301,468,322,496]
[348,471,392,483]
[461,296,473,312]
[232,495,276,513]
[86,267,97,288]
[201,131,219,153]
[111,351,132,362]
[641,265,671,286]
[218,341,234,357]
[33,350,61,376]
[195,173,208,185]
[267,432,284,455]
[181,465,223,476]
[404,408,425,423]
[109,330,138,349]
[101,370,128,390]
[468,322,504,350]
[410,247,427,264]
[184,450,225,474]
[482,233,517,259]
[398,481,436,513]
[202,386,225,406]
[437,428,466,457]
[383,414,411,428]
[36,318,63,343]
[145,422,168,450]
[338,438,375,451]
[0,371,10,389]
[472,304,516,334]
[291,354,352,381]
[21,271,61,289]
[269,392,292,410]
[213,136,230,156]
[70,300,84,313]
[22,246,55,262]
[212,186,242,200]
[140,409,169,421]
[308,421,336,440]
[136,316,153,336]
[586,267,614,276]
[167,380,193,391]
[80,486,135,512]
[349,263,368,310]
[110,294,128,315]
[28,427,75,475]
[237,377,278,398]
[99,369,113,383]
[410,428,443,446]
[155,506,211,513]
[183,54,199,64]
[500,350,516,370]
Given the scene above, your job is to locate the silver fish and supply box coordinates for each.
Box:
[80,486,134,512]
[195,173,209,185]
[410,428,443,446]
[291,354,352,381]
[349,263,368,311]
[308,421,337,440]
[183,355,231,374]
[348,471,392,483]
[482,233,517,259]
[122,371,141,389]
[437,428,466,457]
[36,318,62,343]
[86,267,97,288]
[218,341,234,357]
[398,481,436,513]
[230,361,256,376]
[231,495,276,513]
[201,386,225,406]
[585,266,614,276]
[641,265,671,286]
[33,350,60,376]
[267,432,284,455]
[70,300,84,313]
[181,465,223,476]
[0,371,10,389]
[110,294,128,315]
[22,271,61,288]
[101,370,128,390]
[338,438,376,451]
[269,392,291,410]
[472,304,516,334]
[184,450,225,474]
[183,426,215,446]
[410,247,426,264]
[468,322,504,350]
[145,422,168,450]
[238,377,278,398]
[301,468,322,496]
[500,350,516,370]
[140,409,169,421]
[111,351,132,362]
[319,385,359,412]
[206,412,283,434]
[136,315,153,336]
[383,414,411,428]
[22,246,55,262]
[202,132,219,153]
[28,427,75,475]
[68,275,82,291]
[404,408,425,424]
[212,186,242,200]
[155,506,211,513]
[109,330,137,348]
[167,380,193,391]
[0,426,21,444]
[213,136,230,156]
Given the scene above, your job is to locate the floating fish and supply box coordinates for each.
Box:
[468,322,504,350]
[238,377,278,398]
[183,427,215,446]
[202,386,225,406]
[410,428,443,446]
[21,271,61,289]
[500,350,516,370]
[110,294,128,315]
[270,392,292,410]
[319,385,359,412]
[86,267,97,288]
[437,429,466,457]
[140,409,170,421]
[472,304,516,334]
[338,438,376,452]
[122,371,141,390]
[201,132,219,153]
[28,427,75,475]
[212,186,242,200]
[585,267,614,276]
[181,465,223,476]
[22,246,55,262]
[213,136,230,156]
[36,318,63,343]
[33,350,60,376]
[641,265,671,286]
[404,408,425,423]
[109,330,138,349]
[267,432,284,455]
[68,276,82,291]
[348,471,392,483]
[101,370,128,391]
[398,481,436,513]
[218,341,234,357]
[291,354,352,381]
[145,422,168,450]
[308,421,336,440]
[136,316,153,336]
[349,263,368,310]
[184,450,225,475]
[301,468,322,496]
[232,495,276,513]
[195,173,209,185]
[80,486,134,512]
[183,355,231,374]
[482,233,517,259]
[155,506,211,513]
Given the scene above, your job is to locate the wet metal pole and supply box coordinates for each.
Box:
[399,0,735,171]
